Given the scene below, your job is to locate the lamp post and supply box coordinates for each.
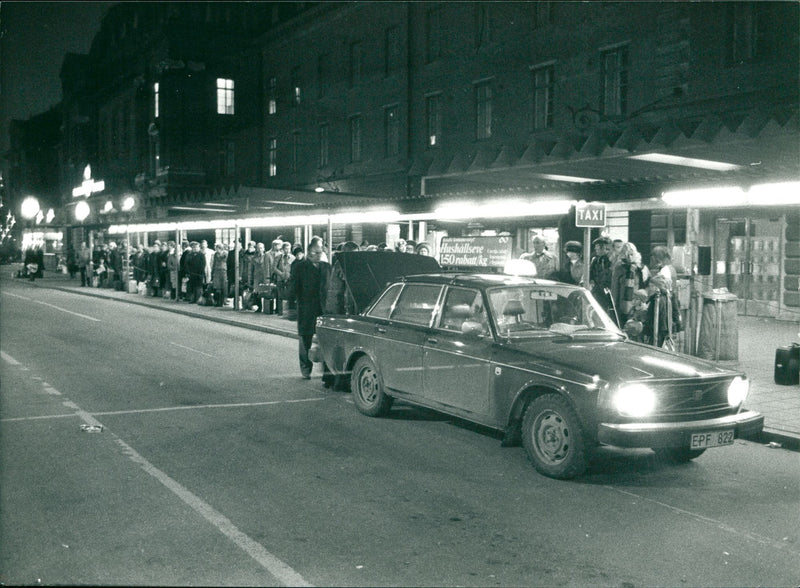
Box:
[20,196,40,278]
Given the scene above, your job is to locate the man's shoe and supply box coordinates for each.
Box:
[301,373,311,380]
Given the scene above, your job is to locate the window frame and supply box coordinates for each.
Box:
[531,63,555,130]
[474,80,493,140]
[349,115,362,163]
[268,77,277,115]
[350,41,363,87]
[216,78,235,115]
[425,93,442,148]
[318,122,329,168]
[268,137,277,177]
[384,104,401,158]
[425,7,442,63]
[600,44,628,117]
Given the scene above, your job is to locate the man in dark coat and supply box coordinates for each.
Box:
[185,241,206,303]
[291,237,333,386]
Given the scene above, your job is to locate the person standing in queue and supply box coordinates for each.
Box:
[292,236,334,387]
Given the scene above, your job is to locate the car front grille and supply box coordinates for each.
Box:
[652,379,732,421]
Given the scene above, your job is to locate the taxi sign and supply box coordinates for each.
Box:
[575,202,606,227]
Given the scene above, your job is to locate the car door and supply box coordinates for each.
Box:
[423,286,493,418]
[366,283,442,395]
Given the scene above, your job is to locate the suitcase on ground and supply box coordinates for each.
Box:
[774,344,800,385]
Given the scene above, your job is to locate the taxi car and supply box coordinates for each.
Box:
[315,271,764,479]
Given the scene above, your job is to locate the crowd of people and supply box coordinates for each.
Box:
[521,235,683,348]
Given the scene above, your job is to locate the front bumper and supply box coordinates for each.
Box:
[597,410,764,448]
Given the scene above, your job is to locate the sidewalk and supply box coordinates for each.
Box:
[15,269,800,451]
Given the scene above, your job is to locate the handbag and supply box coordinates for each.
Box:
[255,282,277,299]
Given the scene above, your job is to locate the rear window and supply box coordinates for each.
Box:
[367,283,402,319]
[389,284,442,326]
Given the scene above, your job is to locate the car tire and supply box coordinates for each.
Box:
[351,356,393,417]
[522,394,588,479]
[653,447,706,463]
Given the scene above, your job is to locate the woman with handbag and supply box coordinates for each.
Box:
[249,242,274,312]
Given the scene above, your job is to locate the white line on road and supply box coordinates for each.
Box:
[92,397,328,417]
[169,341,215,357]
[608,485,799,556]
[0,351,314,586]
[3,291,101,322]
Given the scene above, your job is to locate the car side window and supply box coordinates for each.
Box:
[389,284,442,327]
[438,287,489,335]
[367,283,402,319]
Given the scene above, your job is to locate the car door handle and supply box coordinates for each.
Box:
[426,337,438,344]
[376,327,387,333]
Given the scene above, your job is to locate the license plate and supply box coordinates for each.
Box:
[690,429,734,449]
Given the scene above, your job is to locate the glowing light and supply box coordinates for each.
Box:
[75,200,91,222]
[435,199,573,220]
[663,182,800,207]
[122,196,136,211]
[46,209,55,223]
[503,258,537,277]
[21,196,40,219]
[630,153,742,171]
[314,186,325,193]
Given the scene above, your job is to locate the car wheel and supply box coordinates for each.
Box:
[522,394,588,479]
[653,447,706,463]
[351,356,393,417]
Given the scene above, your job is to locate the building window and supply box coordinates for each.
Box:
[600,46,628,117]
[426,7,442,63]
[291,66,301,106]
[349,116,362,163]
[385,26,401,75]
[726,3,767,64]
[318,53,330,98]
[384,105,400,157]
[216,78,235,115]
[531,65,554,130]
[220,140,235,176]
[475,81,493,139]
[533,2,553,28]
[268,138,277,177]
[350,41,363,87]
[426,93,441,147]
[292,131,300,173]
[475,5,491,47]
[153,82,159,118]
[318,123,329,168]
[268,77,277,115]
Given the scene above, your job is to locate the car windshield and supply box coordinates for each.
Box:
[486,284,622,339]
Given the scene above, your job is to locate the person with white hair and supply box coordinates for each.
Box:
[610,242,649,326]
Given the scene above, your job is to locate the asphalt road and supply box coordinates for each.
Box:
[2,278,799,587]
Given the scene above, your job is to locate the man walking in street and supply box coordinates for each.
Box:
[291,237,334,386]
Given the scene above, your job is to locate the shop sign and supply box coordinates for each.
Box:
[575,202,606,227]
[439,236,512,268]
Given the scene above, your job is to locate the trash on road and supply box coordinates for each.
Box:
[80,424,103,433]
[766,441,782,449]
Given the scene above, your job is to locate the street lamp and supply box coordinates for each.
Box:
[21,196,40,221]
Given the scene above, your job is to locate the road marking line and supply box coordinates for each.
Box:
[169,341,215,357]
[1,351,21,365]
[0,350,313,586]
[3,291,101,322]
[608,486,799,555]
[92,397,328,417]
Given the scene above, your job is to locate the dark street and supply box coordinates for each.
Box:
[2,279,798,586]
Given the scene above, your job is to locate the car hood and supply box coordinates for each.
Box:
[506,339,735,383]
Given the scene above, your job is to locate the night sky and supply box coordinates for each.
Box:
[1,1,117,153]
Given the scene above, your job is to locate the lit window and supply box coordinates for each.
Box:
[532,65,554,129]
[385,105,400,157]
[268,77,277,115]
[601,46,627,117]
[291,67,301,106]
[475,81,493,139]
[426,94,441,147]
[350,116,362,163]
[154,82,159,118]
[268,138,277,177]
[216,78,235,115]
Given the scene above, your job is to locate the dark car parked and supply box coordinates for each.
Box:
[315,272,764,479]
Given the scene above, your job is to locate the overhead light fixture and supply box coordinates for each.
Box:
[314,186,325,193]
[533,173,603,183]
[435,199,574,220]
[630,153,742,171]
[121,196,136,211]
[662,182,800,207]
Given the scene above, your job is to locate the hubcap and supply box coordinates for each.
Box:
[358,367,378,404]
[533,410,570,464]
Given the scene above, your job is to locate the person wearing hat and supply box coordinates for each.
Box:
[589,236,614,317]
[561,240,585,286]
[415,242,432,256]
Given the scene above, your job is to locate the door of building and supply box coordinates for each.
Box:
[714,217,782,317]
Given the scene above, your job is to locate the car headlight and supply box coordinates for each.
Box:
[613,383,656,417]
[727,376,749,407]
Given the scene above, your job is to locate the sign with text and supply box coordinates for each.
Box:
[439,236,512,268]
[575,202,606,227]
